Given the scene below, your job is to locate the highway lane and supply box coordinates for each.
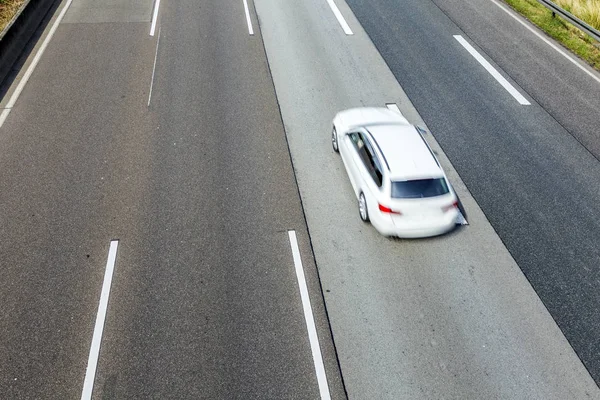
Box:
[3,0,600,398]
[344,0,600,386]
[0,2,158,396]
[0,0,345,398]
[254,0,600,398]
[435,0,600,158]
[91,0,345,397]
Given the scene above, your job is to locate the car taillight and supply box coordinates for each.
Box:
[442,201,458,213]
[378,203,401,215]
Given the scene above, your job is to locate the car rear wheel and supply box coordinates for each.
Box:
[332,127,339,153]
[359,192,369,222]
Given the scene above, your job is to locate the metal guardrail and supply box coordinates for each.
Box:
[538,0,600,42]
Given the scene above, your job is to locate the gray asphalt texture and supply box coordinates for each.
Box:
[3,0,600,397]
[0,0,345,398]
[345,0,600,385]
[253,0,600,397]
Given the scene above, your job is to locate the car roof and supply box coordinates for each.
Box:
[367,124,444,181]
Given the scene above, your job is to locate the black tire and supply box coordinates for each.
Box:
[359,192,369,222]
[332,127,339,153]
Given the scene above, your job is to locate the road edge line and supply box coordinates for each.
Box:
[0,0,75,128]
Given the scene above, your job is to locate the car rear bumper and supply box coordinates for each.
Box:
[371,210,458,238]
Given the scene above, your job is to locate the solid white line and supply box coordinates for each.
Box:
[150,0,161,36]
[287,231,331,400]
[0,109,10,127]
[148,27,161,107]
[325,0,353,35]
[454,35,530,105]
[0,0,75,129]
[489,0,600,85]
[243,0,254,35]
[81,240,119,400]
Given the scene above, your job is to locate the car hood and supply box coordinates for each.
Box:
[336,107,409,131]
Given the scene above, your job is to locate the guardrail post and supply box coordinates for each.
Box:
[538,0,600,42]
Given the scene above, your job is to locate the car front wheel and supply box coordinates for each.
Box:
[359,192,369,222]
[332,127,339,153]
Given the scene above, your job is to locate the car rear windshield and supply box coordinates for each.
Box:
[391,178,449,199]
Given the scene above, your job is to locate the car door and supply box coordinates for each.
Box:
[340,130,363,196]
[352,132,384,203]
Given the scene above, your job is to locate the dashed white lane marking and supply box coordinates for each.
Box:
[325,0,353,35]
[81,240,119,400]
[454,35,531,105]
[150,0,161,36]
[287,230,331,400]
[243,0,254,35]
[385,103,409,124]
[385,103,402,115]
[0,0,75,128]
[457,211,468,225]
[489,0,600,85]
[148,27,161,107]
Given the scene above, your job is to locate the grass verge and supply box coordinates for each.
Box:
[555,0,600,30]
[0,0,26,34]
[503,0,600,71]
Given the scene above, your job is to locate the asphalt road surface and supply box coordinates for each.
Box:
[345,0,600,386]
[0,0,345,398]
[1,0,600,398]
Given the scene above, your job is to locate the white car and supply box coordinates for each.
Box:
[332,107,459,238]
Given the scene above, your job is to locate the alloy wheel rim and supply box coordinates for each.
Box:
[359,195,366,219]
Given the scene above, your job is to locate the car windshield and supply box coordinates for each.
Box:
[391,178,449,199]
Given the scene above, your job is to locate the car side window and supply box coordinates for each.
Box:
[370,149,384,188]
[348,132,360,148]
[357,132,383,188]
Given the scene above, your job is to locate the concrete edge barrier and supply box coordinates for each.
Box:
[0,0,58,86]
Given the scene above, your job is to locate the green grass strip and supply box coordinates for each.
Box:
[1,0,26,33]
[503,0,600,71]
